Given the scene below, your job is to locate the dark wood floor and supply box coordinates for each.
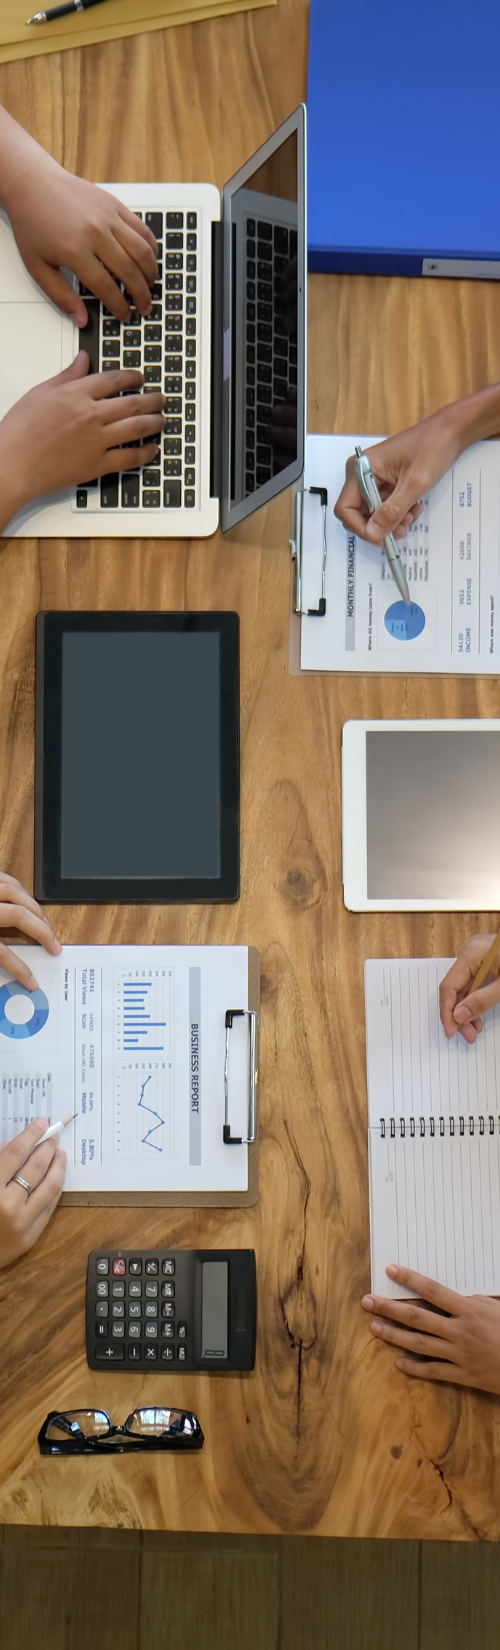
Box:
[2,1528,500,1649]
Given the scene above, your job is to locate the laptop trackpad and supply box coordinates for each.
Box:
[0,303,64,420]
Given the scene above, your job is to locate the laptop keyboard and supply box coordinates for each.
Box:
[75,210,198,513]
[244,218,298,496]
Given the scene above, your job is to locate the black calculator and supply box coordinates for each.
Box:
[86,1248,256,1372]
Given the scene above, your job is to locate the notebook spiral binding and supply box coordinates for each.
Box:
[380,1115,499,1139]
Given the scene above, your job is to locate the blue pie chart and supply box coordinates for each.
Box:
[384,600,426,641]
[0,980,49,1039]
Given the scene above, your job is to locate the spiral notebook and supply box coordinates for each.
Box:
[365,958,500,1298]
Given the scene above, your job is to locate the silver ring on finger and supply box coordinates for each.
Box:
[12,1174,32,1195]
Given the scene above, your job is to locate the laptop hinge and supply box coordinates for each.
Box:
[210,221,223,500]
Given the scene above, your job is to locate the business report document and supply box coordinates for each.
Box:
[365,958,500,1299]
[299,435,500,673]
[0,946,253,1194]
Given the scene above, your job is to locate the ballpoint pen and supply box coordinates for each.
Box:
[354,445,411,606]
[27,0,109,23]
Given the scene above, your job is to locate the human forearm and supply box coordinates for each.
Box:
[0,106,53,216]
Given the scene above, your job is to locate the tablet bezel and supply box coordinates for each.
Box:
[342,717,500,912]
[35,612,240,904]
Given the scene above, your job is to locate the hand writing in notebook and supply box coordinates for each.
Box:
[439,934,500,1045]
[362,1265,500,1395]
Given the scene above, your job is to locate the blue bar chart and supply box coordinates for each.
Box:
[114,969,173,1056]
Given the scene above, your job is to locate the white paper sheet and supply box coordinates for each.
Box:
[299,435,500,673]
[365,958,500,1296]
[0,946,251,1193]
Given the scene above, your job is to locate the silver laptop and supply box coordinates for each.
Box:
[0,106,306,538]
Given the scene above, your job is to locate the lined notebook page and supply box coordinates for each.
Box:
[365,959,500,1297]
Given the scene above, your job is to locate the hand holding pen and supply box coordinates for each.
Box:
[354,446,411,604]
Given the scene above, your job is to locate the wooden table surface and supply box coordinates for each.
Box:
[0,0,500,1540]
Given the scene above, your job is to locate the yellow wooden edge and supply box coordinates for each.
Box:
[0,0,275,64]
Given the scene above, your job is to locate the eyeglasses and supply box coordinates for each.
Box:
[38,1407,204,1455]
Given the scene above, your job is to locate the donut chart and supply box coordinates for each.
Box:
[384,600,426,641]
[0,981,49,1040]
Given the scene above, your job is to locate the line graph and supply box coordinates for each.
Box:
[114,1061,174,1159]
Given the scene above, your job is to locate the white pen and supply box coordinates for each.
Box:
[37,1112,78,1144]
[354,446,411,606]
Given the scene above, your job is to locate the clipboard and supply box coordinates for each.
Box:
[63,946,260,1209]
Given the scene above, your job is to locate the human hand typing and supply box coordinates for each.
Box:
[0,357,165,527]
[0,1119,66,1268]
[0,872,61,989]
[362,1264,500,1395]
[439,934,500,1045]
[0,108,157,324]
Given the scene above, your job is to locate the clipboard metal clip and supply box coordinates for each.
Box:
[289,485,328,617]
[223,1008,259,1145]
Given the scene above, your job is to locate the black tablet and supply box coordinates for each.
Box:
[35,613,239,904]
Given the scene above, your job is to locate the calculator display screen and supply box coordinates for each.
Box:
[366,730,500,903]
[201,1261,228,1360]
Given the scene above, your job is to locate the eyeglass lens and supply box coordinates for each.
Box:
[126,1407,195,1437]
[46,1410,111,1442]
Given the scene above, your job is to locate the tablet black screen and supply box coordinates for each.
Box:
[35,614,239,903]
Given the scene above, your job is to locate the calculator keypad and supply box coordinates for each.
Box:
[90,1252,187,1370]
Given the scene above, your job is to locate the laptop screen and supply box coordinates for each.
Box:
[221,107,306,531]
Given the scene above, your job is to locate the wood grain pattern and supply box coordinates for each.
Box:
[0,0,498,1538]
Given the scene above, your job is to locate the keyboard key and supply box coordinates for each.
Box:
[165,314,182,330]
[166,211,183,229]
[185,361,196,379]
[144,346,161,363]
[245,474,255,492]
[95,1320,109,1337]
[161,1300,175,1318]
[96,1300,108,1318]
[184,490,195,507]
[143,469,161,487]
[162,1259,175,1275]
[166,274,182,292]
[257,343,272,363]
[247,302,255,323]
[112,1301,125,1318]
[162,1281,175,1298]
[289,344,298,366]
[76,488,87,508]
[177,1345,186,1361]
[257,444,271,464]
[123,350,141,368]
[186,317,196,337]
[165,398,182,414]
[162,1322,175,1339]
[165,355,182,373]
[145,1280,159,1296]
[186,276,196,293]
[257,261,272,282]
[257,364,272,384]
[101,476,119,508]
[165,459,182,476]
[187,211,197,229]
[123,329,141,347]
[128,1280,142,1297]
[246,410,255,430]
[164,481,181,507]
[185,423,196,441]
[103,318,120,337]
[162,1346,174,1360]
[128,1301,141,1318]
[145,1346,158,1361]
[145,1322,158,1338]
[128,1321,141,1338]
[258,220,272,241]
[246,453,254,472]
[144,324,162,342]
[165,439,182,456]
[246,431,255,450]
[143,490,161,506]
[274,336,288,358]
[166,255,183,271]
[112,1281,125,1297]
[247,239,256,260]
[257,466,271,484]
[186,296,196,315]
[166,232,183,250]
[186,232,197,251]
[128,1344,142,1359]
[257,385,272,405]
[257,243,272,265]
[257,302,272,324]
[274,254,288,275]
[274,225,289,254]
[164,377,182,395]
[185,467,195,486]
[129,1259,142,1275]
[144,364,161,383]
[102,358,119,372]
[289,366,297,386]
[273,378,287,399]
[96,1258,109,1275]
[121,474,140,507]
[146,211,163,239]
[166,417,182,435]
[103,339,120,358]
[185,445,195,463]
[246,366,255,386]
[186,255,197,272]
[258,323,272,344]
[112,1322,125,1338]
[96,1346,124,1361]
[246,389,255,409]
[96,1280,109,1297]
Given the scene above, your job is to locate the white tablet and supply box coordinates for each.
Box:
[342,719,500,912]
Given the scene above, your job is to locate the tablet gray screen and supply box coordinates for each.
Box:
[366,730,500,903]
[61,631,220,879]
